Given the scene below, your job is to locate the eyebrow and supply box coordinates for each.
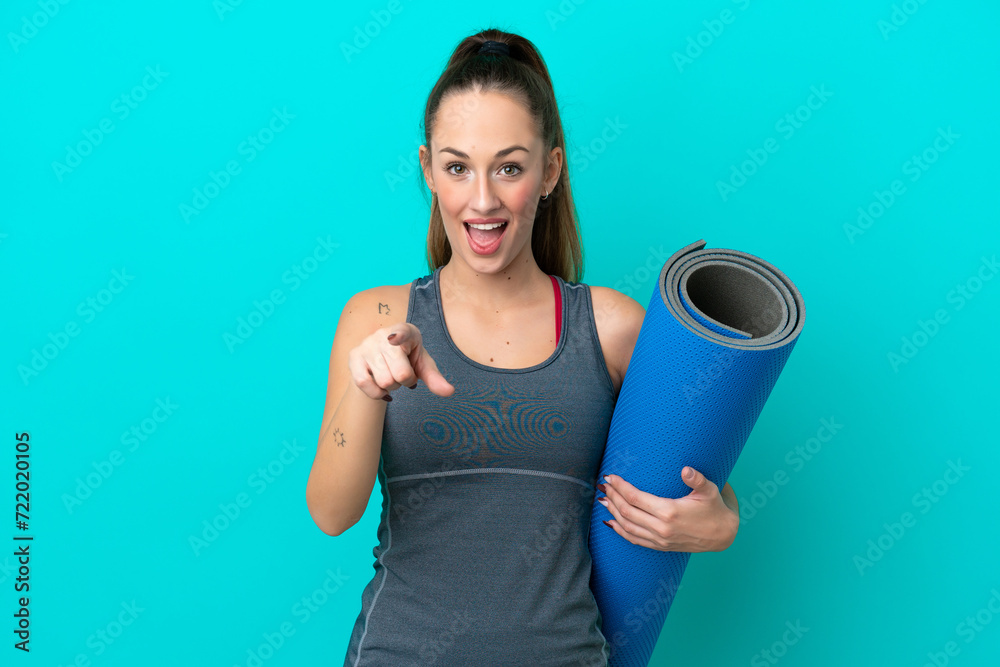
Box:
[438,145,530,159]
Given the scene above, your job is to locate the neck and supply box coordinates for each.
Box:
[440,257,550,312]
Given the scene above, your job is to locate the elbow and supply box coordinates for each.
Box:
[308,506,350,537]
[316,520,348,537]
[309,509,341,536]
[305,489,354,537]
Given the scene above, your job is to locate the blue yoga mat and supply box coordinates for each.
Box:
[589,239,806,666]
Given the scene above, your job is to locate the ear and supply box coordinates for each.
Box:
[419,144,435,192]
[545,146,563,194]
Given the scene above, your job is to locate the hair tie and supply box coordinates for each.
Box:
[478,40,509,57]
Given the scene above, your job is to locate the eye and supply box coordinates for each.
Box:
[443,162,524,176]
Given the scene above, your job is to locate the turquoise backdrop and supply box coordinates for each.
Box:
[2,0,998,665]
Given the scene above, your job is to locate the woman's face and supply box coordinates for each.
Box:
[420,89,562,272]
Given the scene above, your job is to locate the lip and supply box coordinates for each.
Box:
[464,219,508,255]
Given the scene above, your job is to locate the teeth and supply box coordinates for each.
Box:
[467,221,506,230]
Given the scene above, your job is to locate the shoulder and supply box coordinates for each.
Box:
[342,280,415,332]
[586,284,646,394]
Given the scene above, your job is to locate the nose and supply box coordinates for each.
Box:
[471,172,502,213]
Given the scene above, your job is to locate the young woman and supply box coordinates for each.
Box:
[306,28,741,666]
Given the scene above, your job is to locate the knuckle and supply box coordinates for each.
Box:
[356,377,376,397]
[399,365,417,385]
[365,364,385,386]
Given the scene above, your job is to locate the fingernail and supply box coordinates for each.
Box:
[387,333,396,340]
[382,394,393,402]
[602,520,613,529]
[597,496,609,507]
[596,483,607,494]
[603,474,614,484]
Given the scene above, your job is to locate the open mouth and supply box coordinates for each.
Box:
[464,221,508,255]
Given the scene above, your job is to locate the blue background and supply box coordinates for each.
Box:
[2,0,998,665]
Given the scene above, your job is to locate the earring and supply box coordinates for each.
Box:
[541,189,549,200]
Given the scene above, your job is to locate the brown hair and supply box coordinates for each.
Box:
[419,28,584,283]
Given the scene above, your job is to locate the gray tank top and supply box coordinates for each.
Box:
[342,265,617,666]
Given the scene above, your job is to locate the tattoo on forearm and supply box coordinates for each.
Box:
[378,302,390,314]
[320,417,346,448]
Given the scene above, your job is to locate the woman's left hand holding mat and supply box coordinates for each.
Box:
[596,466,739,553]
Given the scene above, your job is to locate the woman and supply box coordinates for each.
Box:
[306,28,741,666]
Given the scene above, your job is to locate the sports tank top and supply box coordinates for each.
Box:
[342,265,617,667]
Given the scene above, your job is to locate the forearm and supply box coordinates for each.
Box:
[721,482,739,517]
[306,382,386,535]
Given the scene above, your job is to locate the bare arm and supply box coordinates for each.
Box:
[305,289,398,536]
[721,482,739,517]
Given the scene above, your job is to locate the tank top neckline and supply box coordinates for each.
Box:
[431,265,568,374]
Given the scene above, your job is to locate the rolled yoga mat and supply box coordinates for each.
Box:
[589,239,806,667]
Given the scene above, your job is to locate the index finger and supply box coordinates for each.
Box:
[387,324,455,397]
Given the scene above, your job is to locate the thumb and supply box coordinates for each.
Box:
[681,466,713,495]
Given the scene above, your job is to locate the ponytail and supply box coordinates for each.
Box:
[419,28,584,283]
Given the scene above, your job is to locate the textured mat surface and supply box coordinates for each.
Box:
[589,239,806,666]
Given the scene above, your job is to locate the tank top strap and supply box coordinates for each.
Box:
[549,274,562,340]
